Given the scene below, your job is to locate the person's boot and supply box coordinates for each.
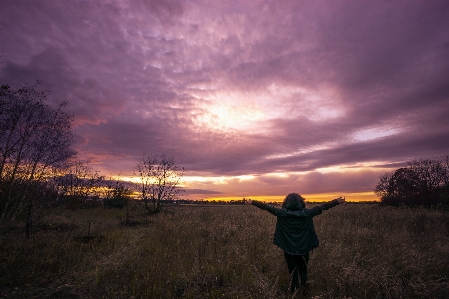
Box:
[301,282,309,297]
[290,282,300,294]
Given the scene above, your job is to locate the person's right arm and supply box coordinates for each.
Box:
[246,199,278,216]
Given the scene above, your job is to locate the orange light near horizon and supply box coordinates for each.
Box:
[117,174,380,203]
[203,192,378,203]
[301,192,378,202]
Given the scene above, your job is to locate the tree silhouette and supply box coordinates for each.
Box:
[134,154,186,214]
[0,84,76,222]
[374,156,449,207]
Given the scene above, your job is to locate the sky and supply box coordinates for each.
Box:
[1,0,449,202]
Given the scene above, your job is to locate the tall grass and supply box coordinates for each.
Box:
[1,203,448,298]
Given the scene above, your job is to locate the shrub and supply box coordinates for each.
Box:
[104,196,128,209]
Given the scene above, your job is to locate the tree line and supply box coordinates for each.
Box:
[374,156,449,207]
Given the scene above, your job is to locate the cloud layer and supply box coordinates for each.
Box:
[2,0,449,200]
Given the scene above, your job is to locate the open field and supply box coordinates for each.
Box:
[1,203,449,298]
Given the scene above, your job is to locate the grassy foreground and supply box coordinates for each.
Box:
[1,203,448,298]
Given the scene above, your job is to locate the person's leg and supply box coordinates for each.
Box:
[283,252,300,292]
[298,252,309,285]
[298,252,310,295]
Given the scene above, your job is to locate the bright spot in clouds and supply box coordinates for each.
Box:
[265,144,335,160]
[199,92,266,131]
[183,175,256,184]
[352,127,401,142]
[198,84,345,133]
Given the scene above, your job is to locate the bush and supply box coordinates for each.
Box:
[104,197,128,209]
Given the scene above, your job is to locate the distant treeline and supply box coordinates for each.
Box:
[164,199,379,206]
[165,199,254,205]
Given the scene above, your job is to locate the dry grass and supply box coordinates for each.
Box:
[1,203,448,298]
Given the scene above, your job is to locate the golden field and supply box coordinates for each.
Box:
[1,203,448,298]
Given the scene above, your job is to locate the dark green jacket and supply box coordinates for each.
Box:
[252,199,340,255]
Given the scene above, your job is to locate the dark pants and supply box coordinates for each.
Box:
[284,251,309,293]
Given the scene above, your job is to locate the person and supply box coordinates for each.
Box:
[245,194,345,294]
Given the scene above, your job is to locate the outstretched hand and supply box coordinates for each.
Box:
[336,197,346,204]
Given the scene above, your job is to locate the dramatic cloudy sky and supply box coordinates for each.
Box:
[1,0,449,201]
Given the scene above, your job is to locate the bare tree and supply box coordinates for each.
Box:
[0,85,48,182]
[442,155,449,187]
[0,84,76,222]
[374,168,420,206]
[374,156,449,207]
[407,158,446,204]
[134,154,186,214]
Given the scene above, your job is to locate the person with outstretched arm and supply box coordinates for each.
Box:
[246,193,345,295]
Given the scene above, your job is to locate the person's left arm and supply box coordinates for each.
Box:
[306,197,345,217]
